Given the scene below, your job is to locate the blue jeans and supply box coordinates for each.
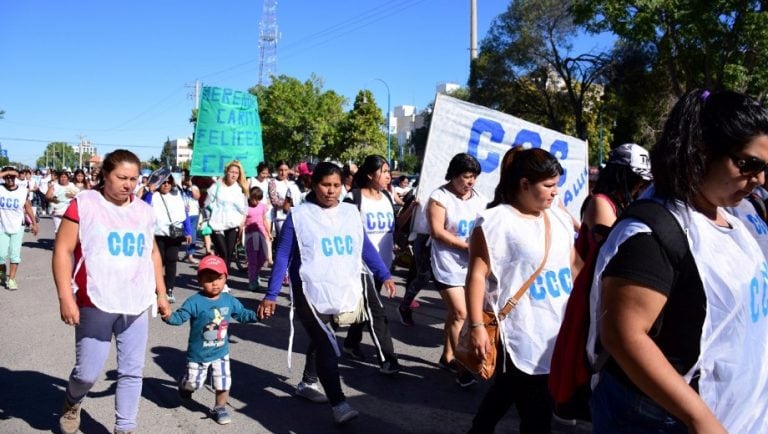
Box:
[591,371,687,434]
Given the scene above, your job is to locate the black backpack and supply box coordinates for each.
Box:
[549,199,699,421]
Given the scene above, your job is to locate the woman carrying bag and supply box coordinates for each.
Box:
[143,174,192,304]
[257,162,395,425]
[465,148,581,434]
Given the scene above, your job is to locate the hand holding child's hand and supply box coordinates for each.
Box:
[258,299,277,321]
[157,296,171,319]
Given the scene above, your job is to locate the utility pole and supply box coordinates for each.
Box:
[470,0,478,61]
[77,134,86,169]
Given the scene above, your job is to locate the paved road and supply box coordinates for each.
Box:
[0,215,591,433]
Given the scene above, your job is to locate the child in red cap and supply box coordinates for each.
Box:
[162,255,259,425]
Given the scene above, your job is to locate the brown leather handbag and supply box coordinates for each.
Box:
[455,212,551,380]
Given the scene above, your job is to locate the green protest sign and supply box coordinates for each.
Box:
[190,86,264,177]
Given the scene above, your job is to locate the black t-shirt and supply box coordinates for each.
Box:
[600,232,706,380]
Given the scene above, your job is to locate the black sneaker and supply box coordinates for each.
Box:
[380,359,402,375]
[178,387,192,400]
[398,305,414,326]
[456,370,477,388]
[438,356,459,374]
[342,345,366,361]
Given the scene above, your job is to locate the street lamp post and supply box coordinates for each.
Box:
[374,78,391,167]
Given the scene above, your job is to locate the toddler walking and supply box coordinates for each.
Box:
[245,186,272,291]
[162,255,259,425]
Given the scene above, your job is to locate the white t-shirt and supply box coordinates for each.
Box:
[428,186,487,286]
[0,185,28,234]
[204,181,247,231]
[359,193,395,269]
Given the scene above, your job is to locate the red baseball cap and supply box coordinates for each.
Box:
[197,255,228,278]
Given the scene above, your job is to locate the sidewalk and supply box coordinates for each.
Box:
[0,215,590,433]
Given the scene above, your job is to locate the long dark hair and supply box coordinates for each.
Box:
[96,149,141,191]
[352,155,388,189]
[305,161,342,205]
[488,147,564,208]
[592,163,643,212]
[652,89,768,203]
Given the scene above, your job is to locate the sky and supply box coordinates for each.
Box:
[0,0,614,168]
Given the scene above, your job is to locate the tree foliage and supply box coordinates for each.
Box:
[35,142,90,170]
[469,0,610,140]
[573,0,768,99]
[251,74,346,164]
[334,90,387,163]
[159,137,176,168]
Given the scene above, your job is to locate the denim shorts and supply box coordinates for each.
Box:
[591,370,687,434]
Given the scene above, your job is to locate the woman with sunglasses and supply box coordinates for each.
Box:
[143,174,192,303]
[587,90,768,433]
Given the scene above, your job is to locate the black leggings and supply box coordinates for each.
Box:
[211,227,239,274]
[294,285,346,406]
[344,275,397,364]
[469,352,552,434]
[155,236,183,294]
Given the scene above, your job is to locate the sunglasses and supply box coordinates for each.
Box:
[729,154,768,177]
[3,176,16,181]
[162,180,173,185]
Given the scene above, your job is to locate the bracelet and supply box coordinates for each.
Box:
[469,322,485,328]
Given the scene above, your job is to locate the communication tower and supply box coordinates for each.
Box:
[258,0,279,85]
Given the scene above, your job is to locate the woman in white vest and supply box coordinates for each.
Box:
[257,162,396,424]
[46,171,80,233]
[268,160,302,238]
[341,154,401,374]
[143,174,192,304]
[427,152,487,387]
[465,148,578,433]
[0,166,38,290]
[204,160,248,274]
[587,90,768,433]
[52,150,170,434]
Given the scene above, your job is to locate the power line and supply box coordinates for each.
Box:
[0,136,162,149]
[196,0,433,83]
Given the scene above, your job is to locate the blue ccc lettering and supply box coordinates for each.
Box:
[747,214,768,235]
[466,117,569,187]
[530,268,573,300]
[321,235,355,257]
[749,262,768,323]
[365,212,394,232]
[457,219,476,238]
[0,197,20,210]
[107,232,146,257]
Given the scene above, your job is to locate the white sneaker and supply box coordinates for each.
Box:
[295,381,328,403]
[332,401,359,424]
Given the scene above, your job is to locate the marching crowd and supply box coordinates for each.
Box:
[0,89,760,433]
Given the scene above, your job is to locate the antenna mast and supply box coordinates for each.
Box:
[258,0,279,86]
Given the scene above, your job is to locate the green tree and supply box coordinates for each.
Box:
[251,74,346,163]
[160,137,175,167]
[469,0,610,140]
[573,0,768,99]
[335,90,387,163]
[35,142,80,170]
